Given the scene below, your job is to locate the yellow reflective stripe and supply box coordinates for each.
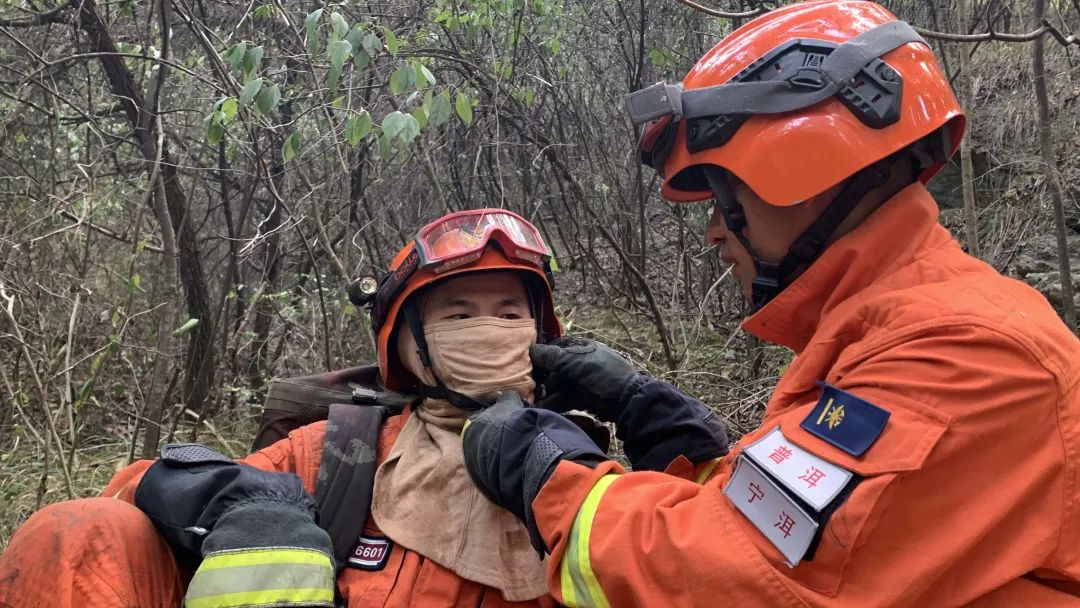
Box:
[184,587,333,608]
[559,475,618,608]
[185,548,334,607]
[198,547,331,571]
[694,457,723,484]
[461,418,472,437]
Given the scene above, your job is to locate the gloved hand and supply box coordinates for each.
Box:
[462,391,609,552]
[530,336,642,422]
[135,444,335,607]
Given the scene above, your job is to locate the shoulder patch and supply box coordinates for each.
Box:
[347,535,393,571]
[744,427,852,511]
[801,382,890,457]
[724,455,818,567]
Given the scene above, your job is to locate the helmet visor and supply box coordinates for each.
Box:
[415,209,550,273]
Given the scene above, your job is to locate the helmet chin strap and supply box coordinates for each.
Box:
[402,302,491,411]
[706,152,909,310]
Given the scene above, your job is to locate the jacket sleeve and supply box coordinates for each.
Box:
[531,324,1067,607]
[615,376,729,474]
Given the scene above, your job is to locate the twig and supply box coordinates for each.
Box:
[57,209,164,253]
[914,22,1078,47]
[672,1,1078,47]
[0,0,76,27]
[0,283,75,498]
[670,0,766,19]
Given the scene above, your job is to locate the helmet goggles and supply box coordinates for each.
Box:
[628,20,923,176]
[414,209,550,271]
[366,209,553,333]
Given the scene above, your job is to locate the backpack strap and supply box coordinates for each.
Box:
[314,402,389,572]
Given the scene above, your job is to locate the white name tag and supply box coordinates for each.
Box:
[724,455,818,566]
[743,427,852,512]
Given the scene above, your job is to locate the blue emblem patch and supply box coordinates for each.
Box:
[800,382,890,457]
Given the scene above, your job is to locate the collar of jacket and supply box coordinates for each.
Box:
[741,182,952,353]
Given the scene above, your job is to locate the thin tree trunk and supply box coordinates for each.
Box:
[956,0,981,258]
[1031,0,1077,332]
[77,0,216,453]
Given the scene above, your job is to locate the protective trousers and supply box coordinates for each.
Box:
[0,498,186,607]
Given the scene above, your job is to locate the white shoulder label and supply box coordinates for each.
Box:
[743,427,852,512]
[724,455,818,567]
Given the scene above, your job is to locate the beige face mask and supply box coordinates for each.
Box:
[398,317,537,403]
[377,315,548,600]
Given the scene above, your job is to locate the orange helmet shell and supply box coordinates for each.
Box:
[660,0,965,205]
[375,243,561,391]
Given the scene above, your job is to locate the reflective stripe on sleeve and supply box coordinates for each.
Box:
[184,547,334,607]
[694,457,724,484]
[559,474,618,608]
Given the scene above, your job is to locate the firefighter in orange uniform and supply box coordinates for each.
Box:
[1,210,588,607]
[461,2,1080,606]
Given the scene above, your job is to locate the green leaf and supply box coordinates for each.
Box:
[327,39,352,70]
[111,309,121,327]
[282,131,300,162]
[327,65,342,91]
[429,92,452,126]
[77,379,94,402]
[305,9,323,40]
[378,131,391,158]
[455,91,473,126]
[389,64,415,95]
[408,105,425,129]
[220,97,238,122]
[381,110,407,139]
[173,318,200,337]
[345,111,372,146]
[399,113,421,143]
[330,12,349,39]
[361,32,382,56]
[255,84,281,115]
[416,62,436,86]
[243,46,264,77]
[353,49,371,71]
[239,77,263,106]
[382,27,399,56]
[345,26,364,51]
[224,42,247,71]
[206,120,224,145]
[252,5,272,19]
[410,107,428,130]
[548,257,559,272]
[331,95,345,109]
[306,8,321,52]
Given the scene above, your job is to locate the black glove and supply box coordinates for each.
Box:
[462,391,609,552]
[135,444,336,607]
[617,379,730,471]
[530,336,640,422]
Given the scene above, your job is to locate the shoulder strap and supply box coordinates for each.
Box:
[314,402,389,571]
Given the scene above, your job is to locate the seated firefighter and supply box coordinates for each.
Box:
[0,209,644,607]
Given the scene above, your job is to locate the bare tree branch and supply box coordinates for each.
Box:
[0,0,76,27]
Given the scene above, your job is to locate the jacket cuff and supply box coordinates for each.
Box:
[532,460,625,557]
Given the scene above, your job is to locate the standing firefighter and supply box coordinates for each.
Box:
[461,1,1080,606]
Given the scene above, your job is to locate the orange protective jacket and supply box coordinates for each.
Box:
[104,411,556,608]
[532,183,1080,607]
